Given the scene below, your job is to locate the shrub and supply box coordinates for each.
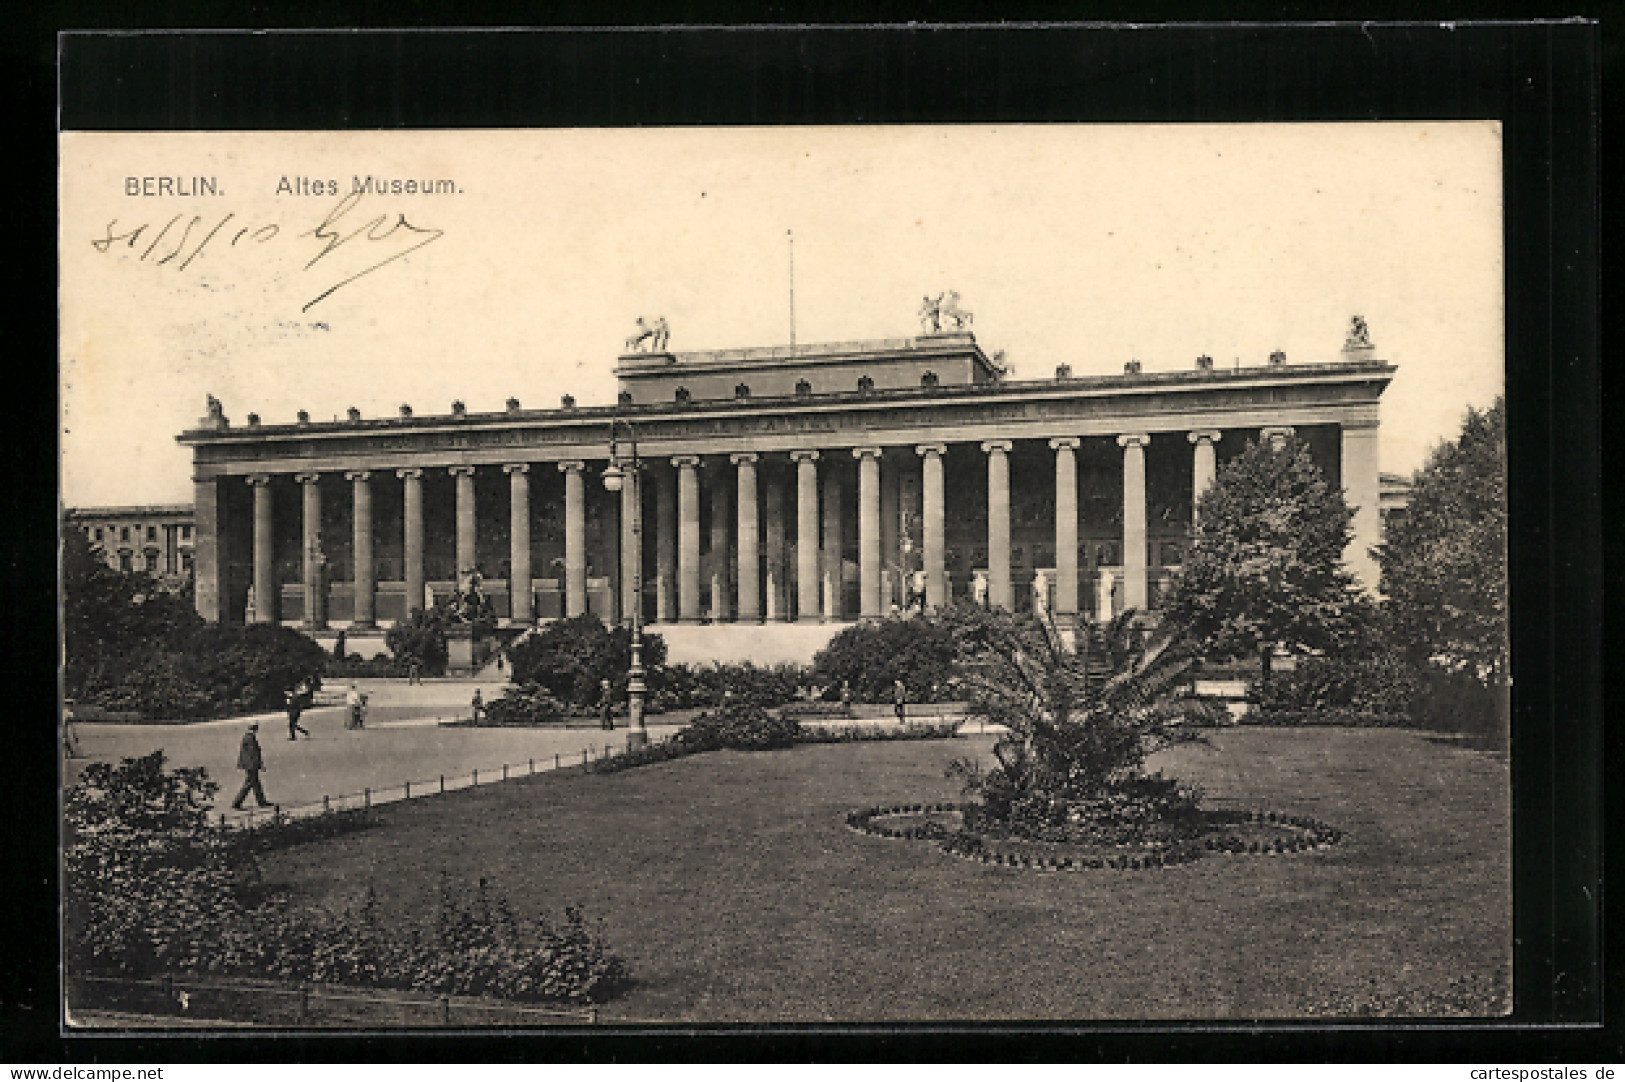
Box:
[1254,649,1418,715]
[482,683,569,727]
[671,700,802,752]
[813,614,958,702]
[1408,665,1509,751]
[507,615,667,708]
[385,607,450,676]
[326,652,410,679]
[797,720,964,743]
[654,661,807,710]
[1246,709,1413,728]
[64,755,627,1004]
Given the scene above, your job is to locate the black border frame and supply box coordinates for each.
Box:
[15,19,1604,1064]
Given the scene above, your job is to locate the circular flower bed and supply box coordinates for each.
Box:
[845,802,1342,871]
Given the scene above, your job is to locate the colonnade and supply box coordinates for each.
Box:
[243,422,1376,629]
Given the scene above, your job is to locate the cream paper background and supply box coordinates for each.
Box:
[60,124,1503,508]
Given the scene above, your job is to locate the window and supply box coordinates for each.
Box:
[93,527,103,541]
[118,552,132,572]
[146,526,157,542]
[144,548,161,571]
[181,525,191,540]
[120,527,130,542]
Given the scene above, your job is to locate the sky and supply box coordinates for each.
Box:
[59,123,1504,508]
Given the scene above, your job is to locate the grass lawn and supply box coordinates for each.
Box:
[258,726,1510,1022]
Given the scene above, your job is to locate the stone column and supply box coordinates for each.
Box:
[792,450,821,621]
[1118,433,1150,611]
[710,465,732,622]
[880,455,900,608]
[399,468,425,616]
[620,467,639,624]
[1341,418,1382,593]
[1188,430,1222,523]
[673,456,701,622]
[505,464,532,624]
[248,473,274,624]
[1261,425,1295,452]
[854,447,883,617]
[1050,438,1080,616]
[296,472,326,629]
[450,465,477,580]
[346,470,375,628]
[733,453,760,622]
[764,468,787,621]
[982,440,1013,610]
[655,464,677,622]
[821,463,844,621]
[917,444,948,609]
[192,477,221,622]
[559,461,587,617]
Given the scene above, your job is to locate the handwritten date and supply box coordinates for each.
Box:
[90,192,443,313]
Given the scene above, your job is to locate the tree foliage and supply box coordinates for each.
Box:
[385,606,451,676]
[1164,435,1374,683]
[1377,397,1508,680]
[64,531,327,717]
[812,613,959,702]
[942,603,1226,835]
[505,614,668,707]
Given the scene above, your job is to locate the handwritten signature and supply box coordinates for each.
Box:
[90,192,444,313]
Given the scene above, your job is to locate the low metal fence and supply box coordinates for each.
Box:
[221,739,640,831]
[67,973,597,1028]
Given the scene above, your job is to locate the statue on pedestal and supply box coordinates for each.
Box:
[1345,315,1372,350]
[972,570,989,609]
[244,583,256,623]
[918,291,974,334]
[918,294,942,334]
[1032,569,1050,617]
[625,316,671,353]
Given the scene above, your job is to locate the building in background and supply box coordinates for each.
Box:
[66,503,195,583]
[175,317,1394,655]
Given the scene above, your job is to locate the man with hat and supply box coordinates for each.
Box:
[231,722,272,810]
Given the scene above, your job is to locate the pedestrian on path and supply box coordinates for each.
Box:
[231,723,272,810]
[346,683,368,729]
[600,678,615,730]
[284,682,312,740]
[471,688,484,723]
[893,679,908,724]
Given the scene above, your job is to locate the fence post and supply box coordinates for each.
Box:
[583,749,588,766]
[323,794,330,814]
[297,984,309,1025]
[364,787,371,809]
[473,768,478,785]
[529,758,534,775]
[405,780,410,799]
[442,995,452,1026]
[440,774,445,793]
[502,763,508,781]
[555,753,561,769]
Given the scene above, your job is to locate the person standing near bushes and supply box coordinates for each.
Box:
[892,679,907,724]
[600,678,615,730]
[231,723,272,810]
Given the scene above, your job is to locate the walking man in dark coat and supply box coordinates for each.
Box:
[285,682,312,740]
[231,723,272,810]
[892,679,908,724]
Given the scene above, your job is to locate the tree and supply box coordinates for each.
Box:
[505,614,667,707]
[1164,435,1374,692]
[386,606,451,676]
[1377,397,1508,681]
[942,603,1225,835]
[63,530,201,696]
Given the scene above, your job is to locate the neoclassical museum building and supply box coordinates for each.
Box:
[178,320,1392,648]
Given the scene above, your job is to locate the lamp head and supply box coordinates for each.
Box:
[602,463,626,493]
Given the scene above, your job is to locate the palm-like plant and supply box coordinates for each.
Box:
[943,602,1226,835]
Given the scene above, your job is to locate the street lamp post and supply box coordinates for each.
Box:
[601,419,648,750]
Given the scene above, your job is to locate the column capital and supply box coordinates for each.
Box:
[980,439,1013,455]
[1187,429,1223,445]
[915,443,947,458]
[1116,432,1151,449]
[344,470,372,482]
[503,462,531,475]
[1260,425,1296,448]
[852,446,884,461]
[730,452,760,466]
[558,460,586,474]
[671,455,701,469]
[396,467,424,481]
[789,449,820,464]
[448,464,477,478]
[294,471,321,485]
[1048,437,1081,451]
[246,473,273,487]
